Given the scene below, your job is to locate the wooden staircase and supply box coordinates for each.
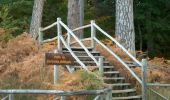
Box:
[63,47,142,100]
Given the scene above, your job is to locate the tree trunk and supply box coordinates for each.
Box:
[146,0,153,57]
[115,0,136,56]
[138,24,142,51]
[29,0,45,40]
[67,0,84,40]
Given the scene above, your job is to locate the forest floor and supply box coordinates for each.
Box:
[0,30,170,99]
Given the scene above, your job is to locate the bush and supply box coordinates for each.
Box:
[0,32,14,43]
[80,70,103,90]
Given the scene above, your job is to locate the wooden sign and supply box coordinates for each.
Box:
[45,53,75,65]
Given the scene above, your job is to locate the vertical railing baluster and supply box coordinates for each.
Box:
[91,20,96,51]
[142,59,147,100]
[105,88,112,100]
[57,18,62,53]
[54,50,59,84]
[60,96,65,100]
[108,88,112,100]
[99,56,104,76]
[105,92,109,100]
[109,88,112,100]
[9,94,14,100]
[66,30,71,73]
[100,94,104,100]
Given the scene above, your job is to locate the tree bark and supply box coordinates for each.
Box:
[115,0,136,56]
[29,0,45,40]
[67,0,84,40]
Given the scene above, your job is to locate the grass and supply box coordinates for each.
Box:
[0,71,44,100]
[147,87,170,100]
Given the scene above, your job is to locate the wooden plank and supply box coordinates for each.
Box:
[112,95,142,100]
[112,89,136,93]
[0,89,111,95]
[45,53,74,65]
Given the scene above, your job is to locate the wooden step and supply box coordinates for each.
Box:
[77,56,105,61]
[127,64,137,68]
[74,66,114,68]
[74,61,111,66]
[63,51,100,56]
[103,66,115,71]
[63,51,99,53]
[104,71,120,77]
[125,61,140,68]
[103,77,125,83]
[106,83,132,90]
[107,83,131,90]
[104,66,114,68]
[112,95,142,100]
[106,83,131,87]
[62,47,93,51]
[112,89,136,94]
[103,77,125,80]
[104,71,119,74]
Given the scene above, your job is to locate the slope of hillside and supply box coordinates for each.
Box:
[0,33,103,100]
[71,39,170,84]
[97,40,170,84]
[0,32,169,99]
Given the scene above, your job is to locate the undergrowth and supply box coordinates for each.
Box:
[80,70,103,90]
[0,71,43,100]
[0,32,14,43]
[79,70,104,100]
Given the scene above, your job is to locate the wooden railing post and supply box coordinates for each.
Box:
[57,18,62,53]
[105,87,112,100]
[99,56,104,76]
[61,96,66,100]
[105,92,110,100]
[91,20,96,51]
[55,17,63,84]
[54,49,59,84]
[109,88,112,100]
[99,94,104,100]
[9,94,14,100]
[141,59,147,100]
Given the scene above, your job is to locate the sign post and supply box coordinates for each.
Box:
[54,50,59,84]
[45,50,74,84]
[54,64,59,84]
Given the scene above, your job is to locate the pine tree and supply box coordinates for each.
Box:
[67,0,84,40]
[29,0,45,40]
[115,0,136,56]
